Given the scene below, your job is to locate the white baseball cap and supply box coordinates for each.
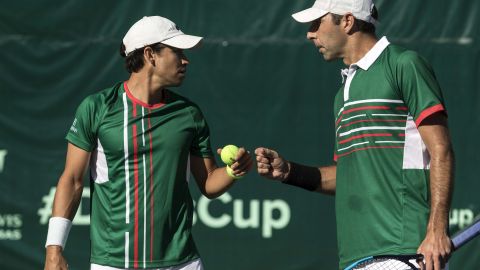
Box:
[122,16,203,55]
[292,0,376,23]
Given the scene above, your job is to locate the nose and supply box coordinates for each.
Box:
[180,52,189,65]
[306,31,316,40]
[307,19,320,40]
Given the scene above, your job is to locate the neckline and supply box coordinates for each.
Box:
[123,81,168,109]
[354,36,390,71]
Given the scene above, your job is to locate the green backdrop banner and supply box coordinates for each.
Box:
[0,0,479,269]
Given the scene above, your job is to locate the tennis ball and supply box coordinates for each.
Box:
[226,165,242,179]
[220,145,239,166]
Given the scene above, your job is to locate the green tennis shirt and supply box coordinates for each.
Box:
[333,37,446,269]
[66,82,213,268]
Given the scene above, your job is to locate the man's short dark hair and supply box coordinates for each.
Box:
[331,5,378,34]
[119,42,166,73]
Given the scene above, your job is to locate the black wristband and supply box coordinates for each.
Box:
[283,162,320,191]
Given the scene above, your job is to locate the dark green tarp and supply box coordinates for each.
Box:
[0,0,478,269]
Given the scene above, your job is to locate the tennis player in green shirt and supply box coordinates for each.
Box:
[255,1,454,269]
[44,16,253,270]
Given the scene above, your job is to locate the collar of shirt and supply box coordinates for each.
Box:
[340,36,390,83]
[356,36,390,70]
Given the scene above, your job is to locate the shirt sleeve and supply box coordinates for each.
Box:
[333,89,344,162]
[395,50,447,126]
[189,106,214,158]
[334,117,339,162]
[65,96,99,152]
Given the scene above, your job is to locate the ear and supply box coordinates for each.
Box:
[143,47,156,66]
[342,13,356,34]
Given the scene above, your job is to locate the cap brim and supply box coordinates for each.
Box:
[161,34,203,49]
[292,7,328,23]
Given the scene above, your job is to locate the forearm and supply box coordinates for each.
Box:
[193,149,252,199]
[202,167,235,199]
[318,165,336,195]
[45,173,84,261]
[51,173,84,220]
[284,162,336,195]
[415,114,454,268]
[427,148,454,233]
[45,143,90,270]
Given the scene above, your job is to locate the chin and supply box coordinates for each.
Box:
[170,81,183,87]
[322,54,336,62]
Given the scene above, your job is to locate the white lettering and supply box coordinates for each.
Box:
[70,118,78,133]
[262,200,291,238]
[39,187,90,226]
[37,188,293,238]
[459,209,474,229]
[0,215,6,227]
[0,214,22,228]
[0,229,22,240]
[450,208,474,229]
[233,200,259,229]
[0,214,23,240]
[0,150,7,173]
[195,192,291,238]
[197,193,232,228]
[38,187,56,225]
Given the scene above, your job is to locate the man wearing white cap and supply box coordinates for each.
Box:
[255,1,454,269]
[44,16,252,270]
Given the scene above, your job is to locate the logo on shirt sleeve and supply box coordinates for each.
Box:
[70,118,78,133]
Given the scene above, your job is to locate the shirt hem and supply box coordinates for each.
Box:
[415,104,446,127]
[91,254,200,269]
[66,137,93,152]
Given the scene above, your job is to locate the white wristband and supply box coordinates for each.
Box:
[45,217,72,249]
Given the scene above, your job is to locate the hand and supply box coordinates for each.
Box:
[255,147,289,181]
[216,147,253,177]
[45,246,68,270]
[417,230,451,270]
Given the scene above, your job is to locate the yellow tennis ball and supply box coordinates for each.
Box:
[226,165,242,179]
[220,144,239,166]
